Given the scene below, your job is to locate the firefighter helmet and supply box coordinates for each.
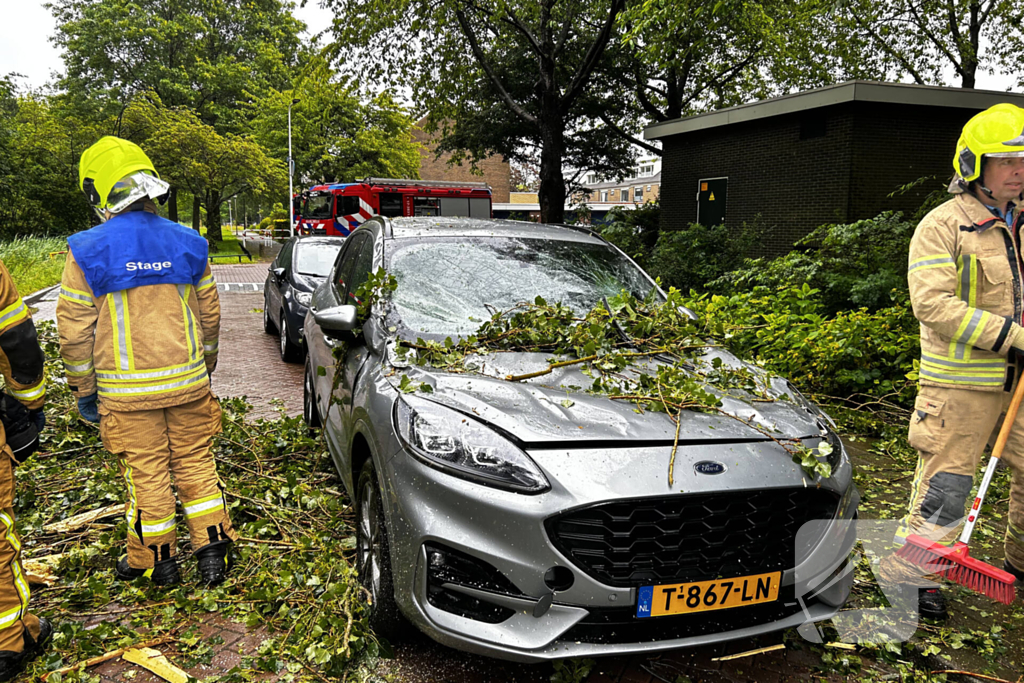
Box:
[954,103,1024,183]
[79,136,169,213]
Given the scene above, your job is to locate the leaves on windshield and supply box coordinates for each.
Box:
[384,286,831,483]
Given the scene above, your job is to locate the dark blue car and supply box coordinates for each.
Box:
[264,236,346,362]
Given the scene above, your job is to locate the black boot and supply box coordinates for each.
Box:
[1004,559,1024,585]
[0,617,53,682]
[115,556,180,586]
[918,587,948,620]
[195,540,233,586]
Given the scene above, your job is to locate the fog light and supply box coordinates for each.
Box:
[424,543,523,624]
[544,566,574,592]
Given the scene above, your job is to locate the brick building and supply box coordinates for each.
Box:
[582,157,662,207]
[411,117,512,203]
[644,81,1024,255]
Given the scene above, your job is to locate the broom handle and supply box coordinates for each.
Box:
[959,369,1024,545]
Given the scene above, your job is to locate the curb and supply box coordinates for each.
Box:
[24,284,60,306]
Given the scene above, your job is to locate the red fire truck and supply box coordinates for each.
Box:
[298,178,492,237]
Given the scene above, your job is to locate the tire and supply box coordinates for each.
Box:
[263,296,277,334]
[279,311,301,363]
[303,357,322,432]
[356,459,408,641]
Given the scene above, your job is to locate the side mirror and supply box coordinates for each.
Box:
[314,305,358,336]
[272,267,286,279]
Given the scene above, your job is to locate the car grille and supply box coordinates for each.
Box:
[545,487,841,587]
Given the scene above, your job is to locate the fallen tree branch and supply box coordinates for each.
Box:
[41,635,176,681]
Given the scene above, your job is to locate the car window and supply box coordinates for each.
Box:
[334,234,367,299]
[294,242,343,277]
[386,236,657,339]
[342,238,376,306]
[337,195,361,217]
[305,194,334,219]
[277,239,295,271]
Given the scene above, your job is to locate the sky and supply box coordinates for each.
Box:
[0,2,1017,95]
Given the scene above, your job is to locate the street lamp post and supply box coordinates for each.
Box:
[288,98,300,238]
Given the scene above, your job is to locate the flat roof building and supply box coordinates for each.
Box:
[645,81,1024,255]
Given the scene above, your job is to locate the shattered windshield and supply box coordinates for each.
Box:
[386,236,658,338]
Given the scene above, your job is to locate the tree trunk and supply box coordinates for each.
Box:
[537,110,567,224]
[192,194,202,232]
[167,187,178,223]
[205,190,223,242]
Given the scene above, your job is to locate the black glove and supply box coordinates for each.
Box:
[0,394,39,464]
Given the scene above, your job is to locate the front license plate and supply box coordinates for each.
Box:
[635,571,782,618]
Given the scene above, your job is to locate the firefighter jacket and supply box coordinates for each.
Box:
[56,210,220,411]
[0,261,45,412]
[909,191,1024,392]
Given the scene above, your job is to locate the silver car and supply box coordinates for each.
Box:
[302,217,859,662]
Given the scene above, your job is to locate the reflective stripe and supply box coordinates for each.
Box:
[98,369,208,396]
[7,378,45,401]
[184,494,225,519]
[140,513,176,537]
[919,366,1005,385]
[123,458,139,539]
[0,299,27,329]
[909,254,955,273]
[0,512,30,619]
[177,285,199,362]
[921,353,1005,369]
[0,606,21,630]
[96,358,206,381]
[203,340,218,355]
[950,308,987,360]
[63,358,95,376]
[59,286,94,306]
[108,292,131,371]
[956,254,978,307]
[197,275,216,291]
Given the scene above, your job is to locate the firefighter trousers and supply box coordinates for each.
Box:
[99,393,237,569]
[879,384,1024,584]
[0,448,41,652]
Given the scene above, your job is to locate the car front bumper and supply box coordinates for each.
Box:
[381,441,859,662]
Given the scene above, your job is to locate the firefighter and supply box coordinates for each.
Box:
[57,136,236,587]
[879,103,1024,619]
[0,261,51,680]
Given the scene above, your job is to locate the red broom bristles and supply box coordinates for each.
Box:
[895,536,1016,605]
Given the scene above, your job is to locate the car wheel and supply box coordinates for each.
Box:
[263,296,277,334]
[303,356,321,432]
[279,311,301,363]
[356,459,408,641]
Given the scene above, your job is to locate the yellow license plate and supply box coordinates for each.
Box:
[635,571,782,618]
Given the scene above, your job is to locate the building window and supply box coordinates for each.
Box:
[646,185,651,192]
[634,186,643,201]
[601,190,608,202]
[620,189,629,202]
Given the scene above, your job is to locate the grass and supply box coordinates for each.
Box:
[0,235,69,296]
[199,227,248,258]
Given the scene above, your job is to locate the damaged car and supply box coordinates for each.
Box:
[302,216,859,661]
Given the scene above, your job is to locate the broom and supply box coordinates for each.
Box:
[895,373,1022,605]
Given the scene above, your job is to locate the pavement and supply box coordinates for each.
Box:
[19,264,924,682]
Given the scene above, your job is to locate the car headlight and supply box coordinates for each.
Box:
[295,291,312,307]
[394,395,550,494]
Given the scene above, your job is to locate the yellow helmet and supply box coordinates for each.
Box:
[79,136,165,211]
[954,103,1024,182]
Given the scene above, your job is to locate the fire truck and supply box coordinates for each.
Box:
[297,178,492,237]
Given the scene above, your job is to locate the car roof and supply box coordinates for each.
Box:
[381,216,606,244]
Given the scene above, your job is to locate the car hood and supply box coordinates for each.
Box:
[389,347,824,445]
[291,273,324,292]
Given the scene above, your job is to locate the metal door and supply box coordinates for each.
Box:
[697,177,727,226]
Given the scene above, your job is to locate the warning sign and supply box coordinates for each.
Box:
[709,192,715,201]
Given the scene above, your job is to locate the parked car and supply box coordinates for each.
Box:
[302,217,858,662]
[264,236,346,362]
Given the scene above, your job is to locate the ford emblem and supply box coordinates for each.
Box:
[694,461,727,475]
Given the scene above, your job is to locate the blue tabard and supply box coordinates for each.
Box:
[67,211,209,298]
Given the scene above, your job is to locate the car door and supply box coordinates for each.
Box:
[267,238,294,317]
[325,234,376,449]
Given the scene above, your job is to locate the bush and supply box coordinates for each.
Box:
[600,203,760,292]
[684,284,919,406]
[714,212,916,313]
